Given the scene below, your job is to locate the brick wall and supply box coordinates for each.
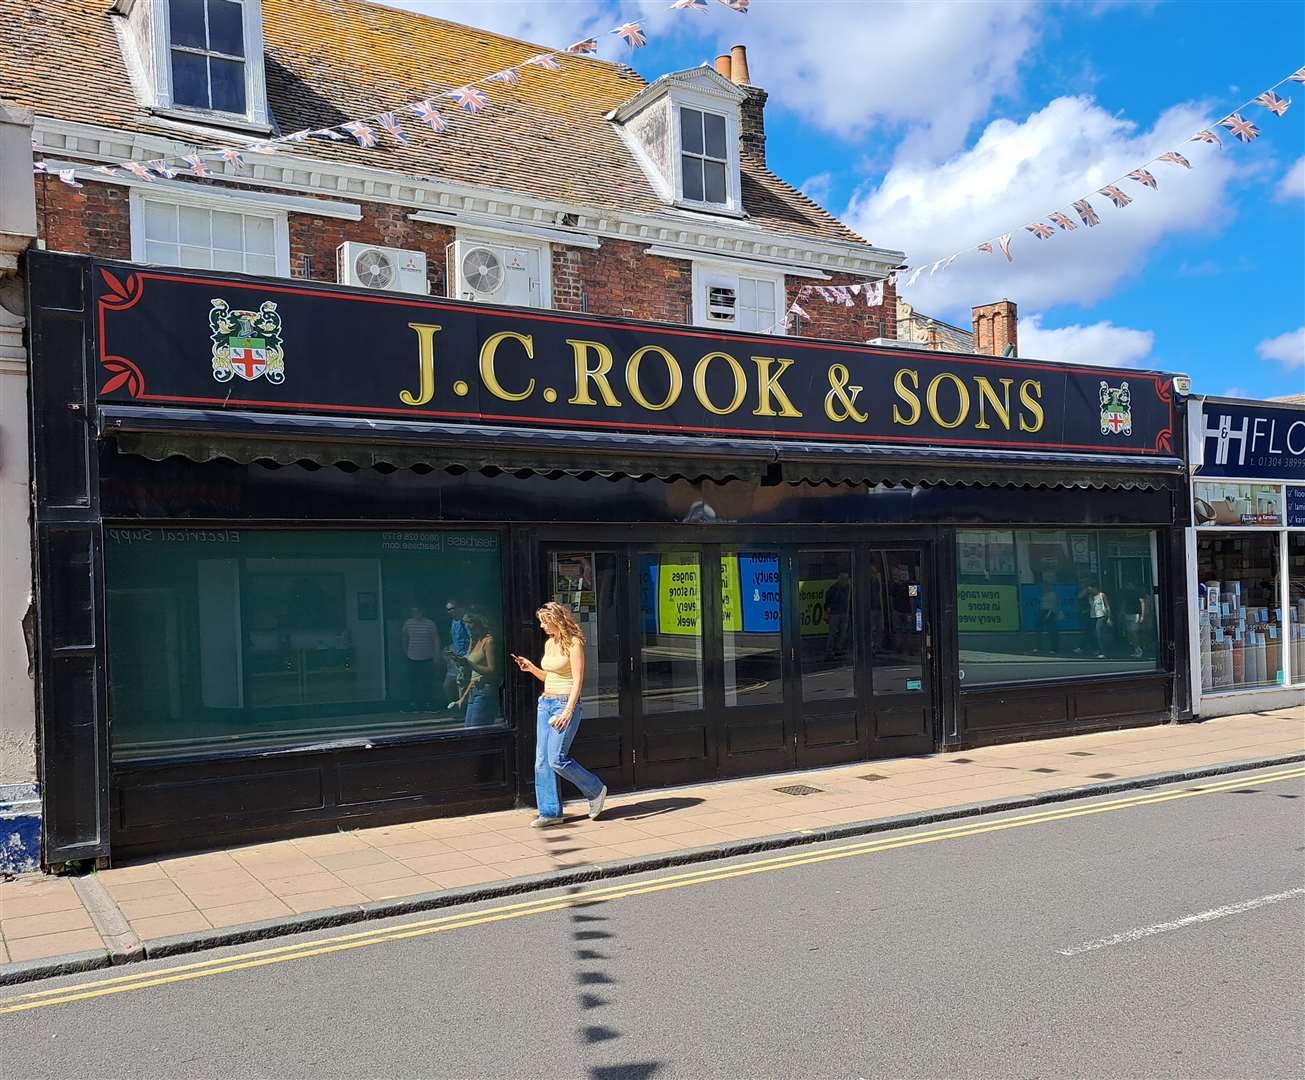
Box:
[788,273,895,343]
[35,177,130,259]
[552,240,692,324]
[288,204,454,294]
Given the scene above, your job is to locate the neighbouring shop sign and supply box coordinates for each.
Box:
[1189,399,1305,481]
[91,262,1178,455]
[1287,486,1305,527]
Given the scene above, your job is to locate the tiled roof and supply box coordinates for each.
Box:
[1,0,869,247]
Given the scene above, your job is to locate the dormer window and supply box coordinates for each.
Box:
[680,107,729,206]
[111,0,270,130]
[169,0,247,114]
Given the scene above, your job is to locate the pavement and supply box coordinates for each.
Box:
[2,764,1302,1079]
[1,707,1302,987]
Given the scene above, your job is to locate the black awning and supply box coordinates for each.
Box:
[97,405,768,483]
[98,405,1183,491]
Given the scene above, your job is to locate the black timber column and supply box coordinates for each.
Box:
[26,252,110,865]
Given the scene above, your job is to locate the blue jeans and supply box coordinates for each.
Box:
[534,696,603,818]
[463,682,499,728]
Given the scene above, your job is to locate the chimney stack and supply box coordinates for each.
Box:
[725,44,768,162]
[714,54,732,78]
[972,300,1018,357]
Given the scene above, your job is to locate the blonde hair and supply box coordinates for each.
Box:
[537,601,585,650]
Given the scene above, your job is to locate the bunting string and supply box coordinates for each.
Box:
[33,0,748,187]
[771,61,1303,332]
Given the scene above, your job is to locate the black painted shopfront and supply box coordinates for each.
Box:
[27,253,1191,863]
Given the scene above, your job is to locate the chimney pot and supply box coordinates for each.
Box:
[729,44,750,85]
[971,299,1019,358]
[714,54,732,78]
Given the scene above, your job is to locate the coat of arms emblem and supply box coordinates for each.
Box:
[1099,380,1131,435]
[209,298,285,384]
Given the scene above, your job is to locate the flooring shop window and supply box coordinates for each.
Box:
[1196,532,1287,691]
[956,528,1161,687]
[139,196,280,276]
[105,529,504,760]
[169,0,247,113]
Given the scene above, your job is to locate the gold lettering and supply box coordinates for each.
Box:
[892,368,921,425]
[751,357,803,418]
[1018,379,1045,432]
[479,331,536,402]
[400,323,442,406]
[927,372,970,429]
[693,351,747,416]
[824,363,868,423]
[566,339,621,407]
[626,345,683,412]
[973,377,1014,431]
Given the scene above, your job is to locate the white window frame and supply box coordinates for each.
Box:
[691,262,785,336]
[148,0,269,127]
[670,92,743,214]
[129,187,290,276]
[450,228,551,310]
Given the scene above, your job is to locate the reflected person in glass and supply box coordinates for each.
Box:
[452,608,500,728]
[513,602,607,827]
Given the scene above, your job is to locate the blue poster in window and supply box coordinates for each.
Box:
[738,554,781,633]
[1288,486,1305,528]
[638,555,659,634]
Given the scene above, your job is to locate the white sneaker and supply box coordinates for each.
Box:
[530,815,563,828]
[588,785,607,820]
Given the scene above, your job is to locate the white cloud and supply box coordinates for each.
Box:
[383,1,1043,155]
[1256,327,1305,371]
[800,171,834,206]
[846,96,1241,318]
[1278,156,1305,201]
[1018,313,1155,367]
[1220,386,1249,398]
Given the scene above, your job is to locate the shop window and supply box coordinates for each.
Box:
[1196,533,1285,692]
[636,550,704,714]
[956,529,1161,687]
[722,549,784,707]
[679,106,729,206]
[1290,533,1305,685]
[798,549,856,702]
[105,529,505,760]
[134,193,286,276]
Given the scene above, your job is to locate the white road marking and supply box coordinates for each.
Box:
[1058,887,1305,956]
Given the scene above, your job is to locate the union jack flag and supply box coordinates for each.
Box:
[218,147,245,169]
[997,234,1013,262]
[719,0,749,10]
[1290,67,1305,83]
[58,169,82,188]
[1025,222,1053,239]
[978,241,993,254]
[865,281,884,306]
[92,165,118,177]
[377,112,409,143]
[1099,184,1132,208]
[836,286,855,306]
[32,161,46,174]
[283,130,312,143]
[247,142,280,155]
[312,128,348,141]
[788,302,810,321]
[1128,168,1158,189]
[148,159,179,179]
[124,161,155,182]
[905,267,924,288]
[1157,151,1191,169]
[1191,129,1222,146]
[567,37,598,54]
[1218,112,1259,142]
[670,0,709,9]
[342,121,379,147]
[1254,90,1290,117]
[447,85,488,113]
[410,101,448,132]
[613,22,646,48]
[525,53,561,71]
[182,154,211,177]
[1049,211,1076,231]
[1073,199,1100,226]
[488,67,521,87]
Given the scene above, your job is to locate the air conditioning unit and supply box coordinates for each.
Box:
[336,243,429,294]
[448,239,540,307]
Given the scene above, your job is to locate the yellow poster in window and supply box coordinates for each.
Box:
[658,556,702,636]
[719,556,742,633]
[798,579,834,637]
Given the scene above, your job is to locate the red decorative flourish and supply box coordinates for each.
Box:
[99,355,145,398]
[1154,428,1173,453]
[1155,378,1173,403]
[98,269,143,310]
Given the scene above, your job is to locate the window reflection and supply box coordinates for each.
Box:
[798,549,855,702]
[872,550,926,695]
[722,549,784,707]
[550,551,621,719]
[637,551,705,714]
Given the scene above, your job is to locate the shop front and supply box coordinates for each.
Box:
[28,252,1188,863]
[1185,396,1305,716]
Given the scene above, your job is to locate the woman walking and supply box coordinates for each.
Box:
[513,602,606,826]
[451,607,501,728]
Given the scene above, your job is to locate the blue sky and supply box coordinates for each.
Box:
[390,0,1304,398]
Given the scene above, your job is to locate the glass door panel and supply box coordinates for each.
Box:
[637,550,705,714]
[866,545,934,751]
[722,548,784,708]
[797,548,856,703]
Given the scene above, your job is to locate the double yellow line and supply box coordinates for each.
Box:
[4,765,1302,1015]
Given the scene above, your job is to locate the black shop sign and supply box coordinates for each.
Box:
[93,262,1178,455]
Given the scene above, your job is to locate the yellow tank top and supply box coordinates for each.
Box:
[541,639,575,696]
